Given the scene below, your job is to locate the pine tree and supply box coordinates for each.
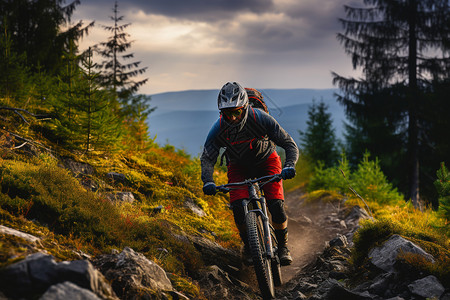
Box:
[332,0,450,207]
[0,0,93,74]
[78,48,122,152]
[434,162,450,225]
[96,1,148,104]
[0,20,29,106]
[299,100,339,168]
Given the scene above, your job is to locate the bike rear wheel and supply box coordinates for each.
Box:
[246,211,275,299]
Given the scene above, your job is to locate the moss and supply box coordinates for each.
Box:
[167,273,203,299]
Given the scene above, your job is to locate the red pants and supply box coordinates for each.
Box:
[227,151,284,203]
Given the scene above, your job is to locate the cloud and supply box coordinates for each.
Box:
[77,0,274,22]
[72,0,360,94]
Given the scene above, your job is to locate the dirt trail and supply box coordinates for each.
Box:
[282,188,343,283]
[238,188,346,290]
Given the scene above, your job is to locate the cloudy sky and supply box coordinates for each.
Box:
[72,0,362,95]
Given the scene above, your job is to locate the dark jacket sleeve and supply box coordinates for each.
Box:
[257,110,299,168]
[200,120,221,184]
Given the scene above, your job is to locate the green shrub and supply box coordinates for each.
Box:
[435,162,450,226]
[308,153,350,193]
[309,152,403,206]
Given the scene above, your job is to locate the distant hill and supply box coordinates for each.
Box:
[146,89,347,156]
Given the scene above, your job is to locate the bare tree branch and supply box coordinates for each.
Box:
[0,106,52,124]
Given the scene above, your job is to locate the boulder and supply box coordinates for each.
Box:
[0,252,117,299]
[93,247,174,299]
[184,197,206,217]
[408,275,445,299]
[0,225,41,243]
[368,234,435,273]
[39,281,101,300]
[195,265,253,300]
[61,158,94,176]
[188,235,241,273]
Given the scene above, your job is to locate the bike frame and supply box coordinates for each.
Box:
[217,174,282,260]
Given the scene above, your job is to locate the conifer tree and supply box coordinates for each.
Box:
[96,1,148,104]
[0,20,29,106]
[0,0,93,74]
[78,48,122,152]
[299,100,339,168]
[434,162,450,223]
[333,0,450,207]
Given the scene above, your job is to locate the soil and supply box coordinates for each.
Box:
[237,187,348,294]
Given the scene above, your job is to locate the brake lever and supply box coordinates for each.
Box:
[217,186,230,193]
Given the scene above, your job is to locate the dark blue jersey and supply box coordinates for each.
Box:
[200,107,299,184]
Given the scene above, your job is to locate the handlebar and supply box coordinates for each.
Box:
[216,173,283,193]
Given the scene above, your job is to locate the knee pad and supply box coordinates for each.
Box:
[231,199,246,225]
[267,199,287,224]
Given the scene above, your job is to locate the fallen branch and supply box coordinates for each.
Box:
[0,106,52,124]
[1,129,53,153]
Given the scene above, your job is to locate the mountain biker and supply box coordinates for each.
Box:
[200,81,299,266]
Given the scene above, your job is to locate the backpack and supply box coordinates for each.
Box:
[245,88,269,114]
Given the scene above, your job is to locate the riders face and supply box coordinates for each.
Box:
[221,107,244,124]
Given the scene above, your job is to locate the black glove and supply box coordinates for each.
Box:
[281,167,296,180]
[203,182,217,195]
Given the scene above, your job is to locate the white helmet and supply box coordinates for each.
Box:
[217,82,248,110]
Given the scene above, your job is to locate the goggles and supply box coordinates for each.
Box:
[221,107,244,118]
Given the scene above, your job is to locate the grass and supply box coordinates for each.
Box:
[301,153,450,288]
[0,141,238,296]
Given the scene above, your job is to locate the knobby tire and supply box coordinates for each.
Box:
[246,211,275,299]
[270,226,282,286]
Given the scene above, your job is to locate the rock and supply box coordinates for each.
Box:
[441,293,450,300]
[184,197,206,217]
[291,290,307,300]
[345,206,371,227]
[329,234,348,248]
[105,192,135,204]
[106,172,127,183]
[195,265,253,300]
[188,235,241,273]
[0,253,117,299]
[368,234,435,273]
[368,273,395,297]
[39,281,101,300]
[0,252,57,297]
[152,205,164,214]
[54,260,116,299]
[93,247,173,299]
[62,158,94,176]
[324,281,374,300]
[0,225,41,243]
[408,275,445,299]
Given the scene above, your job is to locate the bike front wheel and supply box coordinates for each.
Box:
[270,225,282,286]
[246,211,275,299]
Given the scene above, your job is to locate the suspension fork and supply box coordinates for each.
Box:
[243,184,274,259]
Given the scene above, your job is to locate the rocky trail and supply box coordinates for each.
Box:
[1,186,447,299]
[232,187,361,299]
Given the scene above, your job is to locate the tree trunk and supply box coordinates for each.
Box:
[408,0,420,208]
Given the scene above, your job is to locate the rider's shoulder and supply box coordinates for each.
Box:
[251,107,276,124]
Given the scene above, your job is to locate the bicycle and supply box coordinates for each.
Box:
[217,173,284,300]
